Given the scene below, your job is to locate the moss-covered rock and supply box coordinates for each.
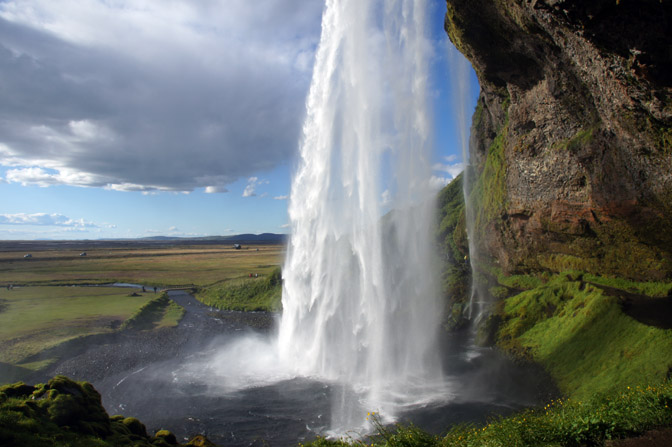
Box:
[0,376,213,447]
[436,174,471,328]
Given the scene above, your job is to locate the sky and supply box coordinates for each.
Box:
[0,0,479,240]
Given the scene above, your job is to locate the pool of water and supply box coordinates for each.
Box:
[39,291,555,446]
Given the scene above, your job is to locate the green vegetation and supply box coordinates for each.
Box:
[497,272,672,400]
[436,174,470,329]
[582,273,672,297]
[553,126,596,152]
[0,376,213,447]
[304,382,672,447]
[0,243,284,383]
[0,244,284,287]
[196,267,282,312]
[470,119,508,238]
[120,293,185,331]
[0,286,153,370]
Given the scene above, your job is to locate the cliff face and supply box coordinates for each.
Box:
[445,0,672,280]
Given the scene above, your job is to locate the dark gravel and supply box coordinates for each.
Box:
[30,290,277,384]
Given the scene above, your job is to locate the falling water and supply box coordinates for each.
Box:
[447,44,481,323]
[279,0,447,433]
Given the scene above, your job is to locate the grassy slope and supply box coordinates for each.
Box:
[120,293,186,331]
[196,267,282,312]
[305,272,672,447]
[497,273,672,400]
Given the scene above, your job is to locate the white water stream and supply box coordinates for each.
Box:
[278,0,448,433]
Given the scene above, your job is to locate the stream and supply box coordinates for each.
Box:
[34,290,555,446]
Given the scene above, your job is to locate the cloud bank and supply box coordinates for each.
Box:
[0,0,323,193]
[0,212,107,228]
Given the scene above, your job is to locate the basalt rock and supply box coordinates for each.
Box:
[445,0,672,280]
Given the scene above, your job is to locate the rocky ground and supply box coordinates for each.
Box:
[29,291,277,384]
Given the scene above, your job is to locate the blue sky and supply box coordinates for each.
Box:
[0,0,479,240]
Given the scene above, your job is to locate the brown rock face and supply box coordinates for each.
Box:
[445,0,672,280]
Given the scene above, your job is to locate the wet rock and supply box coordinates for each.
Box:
[187,434,217,446]
[0,376,215,447]
[445,0,672,280]
[154,429,179,445]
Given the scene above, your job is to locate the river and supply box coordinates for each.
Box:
[32,290,555,446]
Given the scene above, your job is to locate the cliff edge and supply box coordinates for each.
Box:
[445,0,672,280]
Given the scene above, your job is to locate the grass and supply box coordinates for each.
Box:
[0,286,153,368]
[304,382,672,447]
[196,267,282,312]
[120,293,185,331]
[582,273,672,297]
[497,272,672,400]
[0,242,284,383]
[0,244,284,287]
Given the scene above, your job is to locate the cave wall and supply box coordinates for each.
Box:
[445,0,672,280]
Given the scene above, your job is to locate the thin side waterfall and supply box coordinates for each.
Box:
[447,43,481,326]
[279,0,447,433]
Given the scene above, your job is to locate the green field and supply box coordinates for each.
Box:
[0,244,284,287]
[0,286,152,370]
[0,242,285,384]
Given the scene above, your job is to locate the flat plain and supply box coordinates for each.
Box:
[0,240,284,382]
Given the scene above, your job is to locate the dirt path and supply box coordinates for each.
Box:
[588,282,672,330]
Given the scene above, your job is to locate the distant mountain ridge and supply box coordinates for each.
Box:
[134,233,287,243]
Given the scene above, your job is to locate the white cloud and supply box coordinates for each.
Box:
[243,177,257,197]
[432,161,464,180]
[0,212,99,227]
[0,0,323,193]
[429,175,451,190]
[381,189,391,206]
[242,176,268,198]
[205,185,228,194]
[280,223,290,228]
[273,195,288,200]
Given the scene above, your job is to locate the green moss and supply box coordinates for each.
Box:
[154,429,178,445]
[0,376,212,447]
[436,174,471,328]
[494,267,545,291]
[444,5,470,67]
[497,274,672,400]
[553,126,596,152]
[470,119,508,238]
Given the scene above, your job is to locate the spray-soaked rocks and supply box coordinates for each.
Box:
[0,375,214,447]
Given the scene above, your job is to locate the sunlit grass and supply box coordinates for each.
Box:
[120,294,185,331]
[498,273,672,400]
[0,286,152,367]
[0,244,284,287]
[196,267,282,312]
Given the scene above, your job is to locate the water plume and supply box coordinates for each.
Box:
[279,0,447,433]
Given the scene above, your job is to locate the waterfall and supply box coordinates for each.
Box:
[447,44,481,324]
[278,0,446,433]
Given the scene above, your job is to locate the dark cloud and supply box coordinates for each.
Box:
[0,1,323,192]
